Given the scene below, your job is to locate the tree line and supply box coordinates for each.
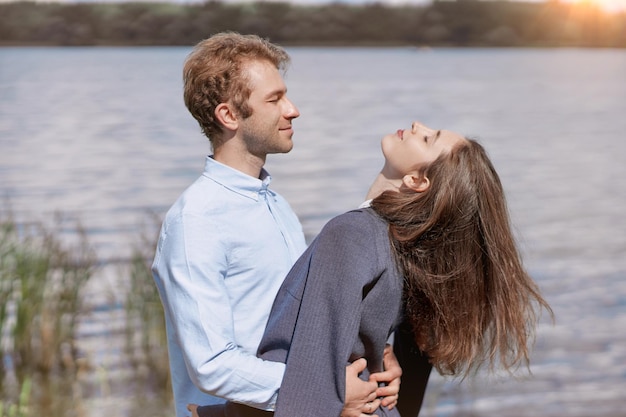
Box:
[0,0,625,47]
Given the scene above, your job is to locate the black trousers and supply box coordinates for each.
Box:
[197,402,274,417]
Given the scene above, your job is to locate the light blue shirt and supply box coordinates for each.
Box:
[152,156,306,417]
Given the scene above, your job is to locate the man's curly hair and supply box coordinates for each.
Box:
[182,32,290,146]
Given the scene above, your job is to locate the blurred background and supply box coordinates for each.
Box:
[0,1,625,416]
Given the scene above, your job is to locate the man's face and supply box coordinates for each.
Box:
[238,60,300,157]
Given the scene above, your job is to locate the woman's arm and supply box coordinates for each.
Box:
[266,210,397,417]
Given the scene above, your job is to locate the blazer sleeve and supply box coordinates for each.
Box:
[271,211,384,417]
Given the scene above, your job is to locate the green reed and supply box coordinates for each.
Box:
[124,214,171,396]
[13,218,93,376]
[0,213,95,413]
[0,220,16,380]
[0,377,31,417]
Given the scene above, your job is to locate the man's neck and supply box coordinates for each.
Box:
[213,145,266,179]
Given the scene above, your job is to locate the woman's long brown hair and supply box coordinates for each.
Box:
[371,139,552,377]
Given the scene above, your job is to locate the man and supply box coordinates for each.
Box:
[152,32,400,417]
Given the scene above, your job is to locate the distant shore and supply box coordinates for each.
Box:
[1,0,625,48]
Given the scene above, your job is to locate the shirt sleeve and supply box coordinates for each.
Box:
[271,211,384,417]
[152,212,284,409]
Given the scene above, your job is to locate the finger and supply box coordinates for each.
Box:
[357,385,378,405]
[363,379,380,399]
[367,396,381,410]
[187,404,199,417]
[371,398,382,410]
[347,357,368,375]
[380,394,398,409]
[362,398,381,413]
[379,392,398,404]
[376,383,399,397]
[369,368,400,383]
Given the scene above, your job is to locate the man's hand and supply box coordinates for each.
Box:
[370,345,402,410]
[187,404,200,417]
[342,358,381,417]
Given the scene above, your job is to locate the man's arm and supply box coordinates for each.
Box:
[153,212,284,409]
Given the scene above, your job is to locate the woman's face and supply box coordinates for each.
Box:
[381,121,466,179]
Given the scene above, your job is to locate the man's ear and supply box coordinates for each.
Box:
[214,103,238,131]
[402,173,430,193]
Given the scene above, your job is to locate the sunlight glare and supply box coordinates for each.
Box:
[568,0,626,13]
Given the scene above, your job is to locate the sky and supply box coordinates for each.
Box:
[0,0,623,13]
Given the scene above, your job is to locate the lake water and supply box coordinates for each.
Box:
[1,46,625,416]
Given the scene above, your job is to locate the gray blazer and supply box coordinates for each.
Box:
[262,208,404,416]
[198,208,431,417]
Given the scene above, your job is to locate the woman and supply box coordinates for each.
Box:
[192,121,552,417]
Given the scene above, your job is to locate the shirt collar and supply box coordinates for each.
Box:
[202,156,272,201]
[359,199,372,208]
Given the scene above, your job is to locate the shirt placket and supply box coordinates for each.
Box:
[260,188,300,265]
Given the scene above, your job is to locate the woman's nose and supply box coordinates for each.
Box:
[412,121,434,135]
[411,121,424,133]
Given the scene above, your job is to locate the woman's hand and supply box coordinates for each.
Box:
[342,358,381,417]
[370,344,402,410]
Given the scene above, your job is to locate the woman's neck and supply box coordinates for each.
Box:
[365,172,402,200]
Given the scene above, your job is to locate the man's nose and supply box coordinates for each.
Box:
[284,98,300,119]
